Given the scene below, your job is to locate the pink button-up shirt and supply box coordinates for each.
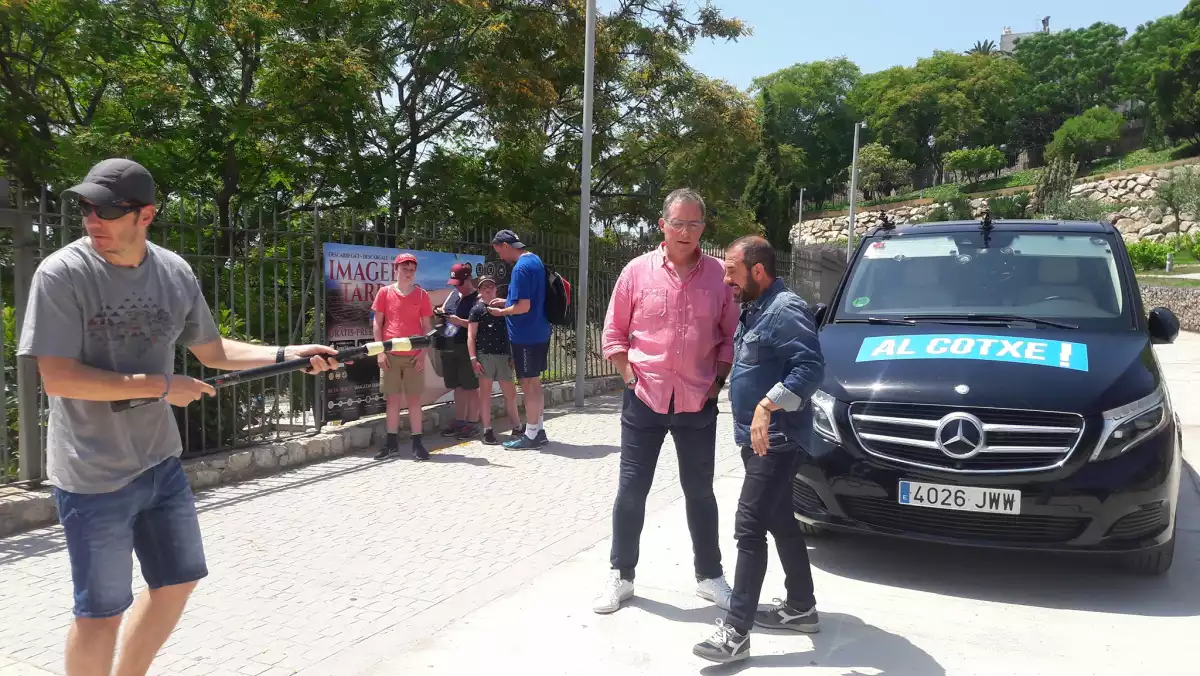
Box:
[602,245,740,415]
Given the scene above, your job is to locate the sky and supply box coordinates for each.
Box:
[663,0,1189,90]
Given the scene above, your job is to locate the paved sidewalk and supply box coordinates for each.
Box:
[0,391,742,676]
[3,335,1199,676]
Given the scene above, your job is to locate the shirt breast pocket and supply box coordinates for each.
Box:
[738,330,763,365]
[638,288,667,318]
[690,289,717,321]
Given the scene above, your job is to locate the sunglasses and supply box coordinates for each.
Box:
[78,201,143,220]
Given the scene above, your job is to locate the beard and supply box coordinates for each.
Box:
[732,276,763,303]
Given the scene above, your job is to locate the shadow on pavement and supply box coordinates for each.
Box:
[0,527,67,564]
[628,600,942,675]
[806,462,1200,617]
[700,612,944,676]
[539,443,622,460]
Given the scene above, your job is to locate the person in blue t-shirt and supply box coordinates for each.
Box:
[488,229,551,449]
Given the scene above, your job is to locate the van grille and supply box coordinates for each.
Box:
[841,496,1089,544]
[849,402,1084,474]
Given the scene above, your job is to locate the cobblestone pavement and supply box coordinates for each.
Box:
[0,391,742,676]
[4,336,1200,676]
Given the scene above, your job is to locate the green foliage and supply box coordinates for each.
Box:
[967,40,998,56]
[943,146,1007,184]
[1039,196,1111,222]
[920,196,974,224]
[752,58,861,207]
[986,194,1030,219]
[851,51,1027,178]
[1013,23,1128,128]
[1127,241,1174,270]
[1031,155,1080,214]
[1116,2,1200,144]
[1157,166,1200,217]
[1046,107,1124,164]
[855,143,914,200]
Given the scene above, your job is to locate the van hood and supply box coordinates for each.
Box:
[818,323,1162,415]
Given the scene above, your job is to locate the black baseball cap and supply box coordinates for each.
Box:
[63,158,156,207]
[491,229,526,249]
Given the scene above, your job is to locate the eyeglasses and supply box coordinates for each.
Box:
[79,201,143,220]
[664,218,705,232]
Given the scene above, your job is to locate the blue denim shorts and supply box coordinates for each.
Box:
[53,456,208,618]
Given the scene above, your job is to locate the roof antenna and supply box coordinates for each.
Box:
[980,209,993,230]
[879,211,895,230]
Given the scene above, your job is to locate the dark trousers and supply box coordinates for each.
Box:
[610,389,722,582]
[726,444,816,634]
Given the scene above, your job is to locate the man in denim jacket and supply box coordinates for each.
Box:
[694,235,825,664]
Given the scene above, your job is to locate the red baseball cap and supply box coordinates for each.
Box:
[448,262,473,286]
[394,252,417,265]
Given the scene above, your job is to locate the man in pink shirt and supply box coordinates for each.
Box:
[593,188,740,614]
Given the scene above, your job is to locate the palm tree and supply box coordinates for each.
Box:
[967,39,997,56]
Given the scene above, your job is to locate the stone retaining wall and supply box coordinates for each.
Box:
[793,162,1200,246]
[1141,285,1200,333]
[0,375,623,538]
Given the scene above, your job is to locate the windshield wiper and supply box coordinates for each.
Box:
[902,313,1079,330]
[836,317,917,326]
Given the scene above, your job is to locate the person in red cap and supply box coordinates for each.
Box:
[436,262,482,439]
[371,252,435,459]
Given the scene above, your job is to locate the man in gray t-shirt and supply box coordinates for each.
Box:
[17,158,340,676]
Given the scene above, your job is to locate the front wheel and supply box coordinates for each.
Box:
[795,518,825,537]
[1120,532,1175,576]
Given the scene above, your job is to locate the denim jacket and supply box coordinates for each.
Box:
[730,279,825,448]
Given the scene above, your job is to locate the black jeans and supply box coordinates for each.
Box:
[726,444,816,634]
[610,389,722,582]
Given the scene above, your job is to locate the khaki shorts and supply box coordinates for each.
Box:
[379,353,425,397]
[476,353,514,382]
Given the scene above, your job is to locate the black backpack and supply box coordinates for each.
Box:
[544,266,572,326]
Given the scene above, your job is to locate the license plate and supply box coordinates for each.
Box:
[898,480,1021,515]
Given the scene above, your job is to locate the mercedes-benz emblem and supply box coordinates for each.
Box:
[935,412,986,459]
[954,384,970,395]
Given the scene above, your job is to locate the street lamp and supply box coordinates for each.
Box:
[846,121,866,261]
[574,0,597,408]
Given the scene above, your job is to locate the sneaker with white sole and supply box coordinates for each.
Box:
[754,598,819,633]
[696,575,733,611]
[692,619,750,664]
[592,570,634,614]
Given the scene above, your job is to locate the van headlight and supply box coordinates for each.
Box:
[811,389,840,443]
[1089,385,1171,462]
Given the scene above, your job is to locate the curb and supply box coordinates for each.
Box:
[0,376,622,539]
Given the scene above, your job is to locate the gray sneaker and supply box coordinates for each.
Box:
[692,619,750,664]
[754,598,819,633]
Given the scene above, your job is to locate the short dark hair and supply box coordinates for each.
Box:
[730,235,777,278]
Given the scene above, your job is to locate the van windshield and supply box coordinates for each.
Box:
[834,230,1135,330]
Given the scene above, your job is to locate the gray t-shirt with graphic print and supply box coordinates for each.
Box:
[17,238,220,494]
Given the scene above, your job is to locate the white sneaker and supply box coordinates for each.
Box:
[696,575,733,611]
[592,570,634,614]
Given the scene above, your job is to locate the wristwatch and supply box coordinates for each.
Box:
[625,374,638,389]
[276,347,286,363]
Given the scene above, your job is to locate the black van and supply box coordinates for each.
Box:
[795,218,1184,574]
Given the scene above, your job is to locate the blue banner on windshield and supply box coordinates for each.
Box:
[856,334,1089,372]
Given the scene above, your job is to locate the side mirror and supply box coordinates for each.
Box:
[1148,307,1180,345]
[812,303,828,325]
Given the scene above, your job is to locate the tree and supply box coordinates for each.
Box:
[1011,22,1127,149]
[942,146,1006,184]
[751,58,860,207]
[967,40,997,56]
[1045,107,1124,164]
[0,0,127,189]
[854,142,913,200]
[850,51,1026,182]
[740,89,791,249]
[1117,2,1200,145]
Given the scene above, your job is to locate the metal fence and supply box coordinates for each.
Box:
[1,183,844,485]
